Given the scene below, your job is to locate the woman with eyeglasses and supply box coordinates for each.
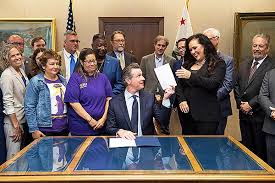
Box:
[0,44,29,159]
[25,50,68,139]
[64,48,112,136]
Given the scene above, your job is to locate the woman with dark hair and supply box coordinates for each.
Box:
[25,50,68,139]
[27,47,46,79]
[64,48,112,136]
[175,33,226,135]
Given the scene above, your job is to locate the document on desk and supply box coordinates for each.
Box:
[135,137,160,147]
[154,63,177,90]
[109,138,136,148]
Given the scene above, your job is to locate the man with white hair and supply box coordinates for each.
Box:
[203,28,233,135]
[234,33,274,160]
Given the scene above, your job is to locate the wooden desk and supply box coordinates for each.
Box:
[0,136,274,182]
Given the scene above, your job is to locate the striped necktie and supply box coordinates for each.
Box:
[248,61,259,82]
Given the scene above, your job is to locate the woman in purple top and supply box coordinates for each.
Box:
[64,48,112,136]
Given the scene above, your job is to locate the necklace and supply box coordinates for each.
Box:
[195,60,206,66]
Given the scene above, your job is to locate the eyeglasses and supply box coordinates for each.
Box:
[11,42,24,45]
[113,39,125,43]
[178,46,186,51]
[69,40,80,43]
[84,60,96,64]
[208,36,218,40]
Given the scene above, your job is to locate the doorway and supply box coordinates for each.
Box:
[99,17,164,63]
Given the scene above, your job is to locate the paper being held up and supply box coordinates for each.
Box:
[154,63,177,90]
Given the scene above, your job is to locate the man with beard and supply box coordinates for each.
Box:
[234,33,275,161]
[91,33,124,95]
[107,30,137,69]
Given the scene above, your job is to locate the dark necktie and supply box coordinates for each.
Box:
[70,54,76,76]
[248,61,259,81]
[131,95,138,133]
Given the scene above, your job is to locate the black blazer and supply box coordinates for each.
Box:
[105,90,170,135]
[234,56,275,120]
[176,60,226,122]
[107,51,137,67]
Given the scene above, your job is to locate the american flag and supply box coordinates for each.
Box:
[66,0,75,31]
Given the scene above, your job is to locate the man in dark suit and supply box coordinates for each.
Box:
[140,35,176,134]
[91,33,124,96]
[107,30,137,69]
[204,28,234,135]
[234,33,274,160]
[105,63,174,139]
[172,38,189,134]
[259,68,275,168]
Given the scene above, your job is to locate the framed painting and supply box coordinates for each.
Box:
[233,12,275,68]
[0,18,56,57]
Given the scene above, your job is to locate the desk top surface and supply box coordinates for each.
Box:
[0,136,274,181]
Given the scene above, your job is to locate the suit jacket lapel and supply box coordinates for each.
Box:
[244,60,253,88]
[119,94,132,130]
[9,67,25,88]
[124,52,131,66]
[139,91,145,131]
[60,50,66,76]
[110,51,117,58]
[163,54,169,65]
[246,58,268,88]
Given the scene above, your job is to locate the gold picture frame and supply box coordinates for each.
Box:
[0,18,56,57]
[233,12,275,68]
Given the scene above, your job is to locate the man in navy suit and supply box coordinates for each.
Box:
[105,63,174,139]
[204,28,234,135]
[107,30,137,69]
[91,33,124,96]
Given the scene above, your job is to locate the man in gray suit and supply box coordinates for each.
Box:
[140,35,176,134]
[259,68,275,168]
[204,28,234,135]
[57,30,80,81]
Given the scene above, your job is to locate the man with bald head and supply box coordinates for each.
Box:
[7,34,32,77]
[203,28,233,135]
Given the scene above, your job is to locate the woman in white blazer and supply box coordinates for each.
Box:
[0,44,29,159]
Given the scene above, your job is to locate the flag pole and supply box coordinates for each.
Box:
[186,0,190,9]
[72,0,76,32]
